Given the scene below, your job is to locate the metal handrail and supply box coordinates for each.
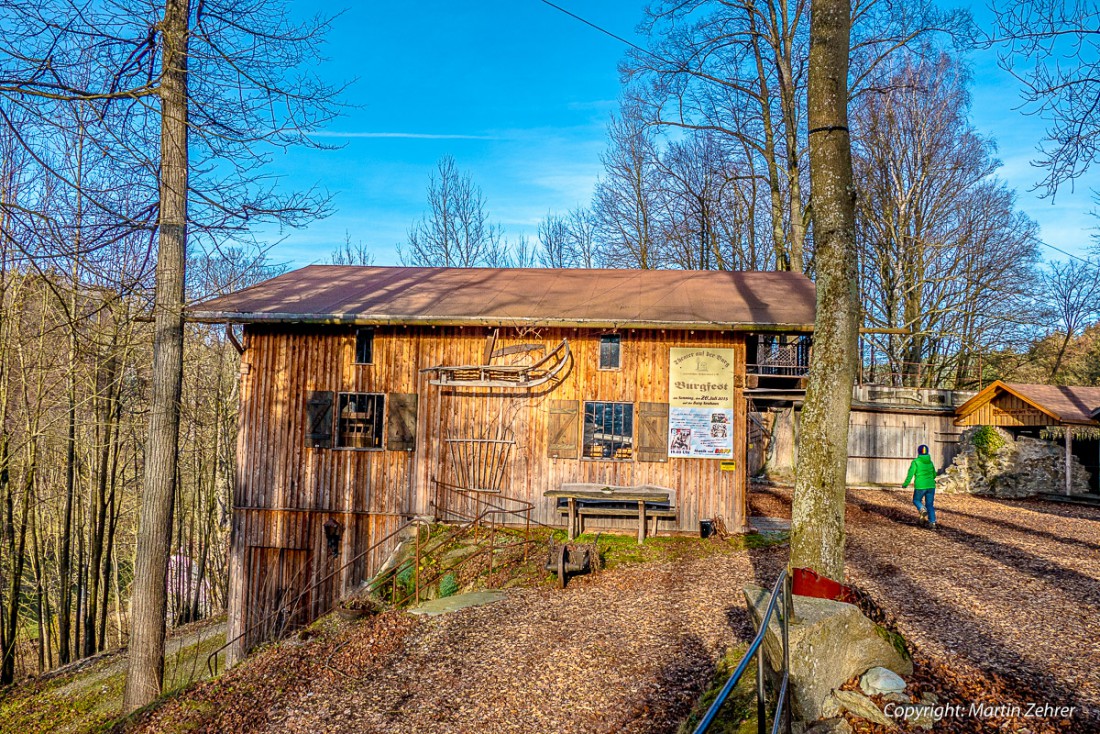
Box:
[694,570,792,734]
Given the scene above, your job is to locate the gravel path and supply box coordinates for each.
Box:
[130,488,1100,734]
[754,486,1100,731]
[256,546,784,734]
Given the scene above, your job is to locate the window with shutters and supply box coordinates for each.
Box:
[336,392,385,449]
[598,334,621,370]
[354,328,374,364]
[635,402,669,463]
[386,393,418,451]
[305,391,335,449]
[547,400,579,459]
[582,401,633,460]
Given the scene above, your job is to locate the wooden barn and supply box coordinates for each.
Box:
[189,265,816,661]
[955,380,1100,494]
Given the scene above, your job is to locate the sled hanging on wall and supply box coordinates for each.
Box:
[423,337,571,389]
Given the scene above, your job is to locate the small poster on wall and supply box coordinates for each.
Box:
[668,347,735,459]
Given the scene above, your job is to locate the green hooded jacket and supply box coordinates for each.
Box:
[903,454,936,490]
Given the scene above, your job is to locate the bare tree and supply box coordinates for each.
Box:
[592,109,667,269]
[400,156,504,267]
[854,51,1041,387]
[328,231,375,266]
[0,0,342,707]
[1042,260,1100,381]
[987,0,1100,194]
[537,213,573,268]
[566,207,600,268]
[626,0,964,274]
[791,0,859,580]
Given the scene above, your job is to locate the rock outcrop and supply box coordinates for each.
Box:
[744,585,913,722]
[938,426,1091,498]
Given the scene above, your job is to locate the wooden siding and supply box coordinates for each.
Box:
[846,409,962,485]
[756,406,962,486]
[955,392,1056,427]
[227,324,748,661]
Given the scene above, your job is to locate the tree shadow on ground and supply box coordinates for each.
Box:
[943,505,1100,553]
[845,494,1098,729]
[845,543,1095,731]
[986,496,1100,521]
[848,494,1100,608]
[616,633,716,734]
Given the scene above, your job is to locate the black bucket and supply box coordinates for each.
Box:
[699,519,715,538]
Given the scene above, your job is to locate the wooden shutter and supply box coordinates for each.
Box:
[547,400,579,459]
[387,393,418,451]
[305,391,334,448]
[636,402,669,463]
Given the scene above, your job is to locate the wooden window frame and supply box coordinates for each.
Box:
[581,400,634,461]
[598,333,622,371]
[335,392,385,451]
[354,328,374,365]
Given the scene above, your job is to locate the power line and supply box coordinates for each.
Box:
[535,0,1100,274]
[1038,239,1095,267]
[535,0,666,66]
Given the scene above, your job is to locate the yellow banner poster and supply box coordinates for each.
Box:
[668,347,735,459]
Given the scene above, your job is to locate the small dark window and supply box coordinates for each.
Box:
[355,328,374,364]
[336,393,384,449]
[599,334,621,370]
[582,401,633,459]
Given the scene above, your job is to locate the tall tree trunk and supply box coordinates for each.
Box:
[30,492,45,672]
[2,445,34,683]
[84,348,118,657]
[74,497,85,660]
[0,432,9,671]
[58,316,78,665]
[98,382,124,651]
[748,17,791,271]
[790,0,858,581]
[59,141,84,667]
[123,0,190,711]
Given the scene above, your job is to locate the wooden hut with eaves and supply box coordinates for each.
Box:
[189,265,816,662]
[955,380,1100,494]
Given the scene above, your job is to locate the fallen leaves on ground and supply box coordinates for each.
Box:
[120,489,1099,733]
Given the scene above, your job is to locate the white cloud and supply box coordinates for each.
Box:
[310,131,500,140]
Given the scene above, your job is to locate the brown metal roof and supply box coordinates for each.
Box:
[188,265,817,331]
[956,380,1100,425]
[1004,383,1100,425]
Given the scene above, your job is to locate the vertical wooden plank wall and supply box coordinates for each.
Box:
[410,327,748,533]
[846,409,962,485]
[227,324,749,662]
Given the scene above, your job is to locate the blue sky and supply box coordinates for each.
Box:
[262,1,1098,269]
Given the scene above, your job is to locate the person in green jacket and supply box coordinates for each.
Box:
[902,444,938,528]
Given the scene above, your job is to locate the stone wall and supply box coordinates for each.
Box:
[938,426,1091,498]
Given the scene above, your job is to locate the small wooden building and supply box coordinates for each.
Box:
[190,265,816,661]
[955,380,1100,494]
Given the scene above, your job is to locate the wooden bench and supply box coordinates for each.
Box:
[544,484,677,544]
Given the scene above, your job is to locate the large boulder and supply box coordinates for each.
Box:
[938,426,1091,498]
[744,585,912,722]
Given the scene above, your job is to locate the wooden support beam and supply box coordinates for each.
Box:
[1066,427,1073,496]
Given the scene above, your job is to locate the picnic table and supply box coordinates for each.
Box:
[544,483,676,543]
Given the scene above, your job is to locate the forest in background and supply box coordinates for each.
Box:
[0,0,1097,687]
